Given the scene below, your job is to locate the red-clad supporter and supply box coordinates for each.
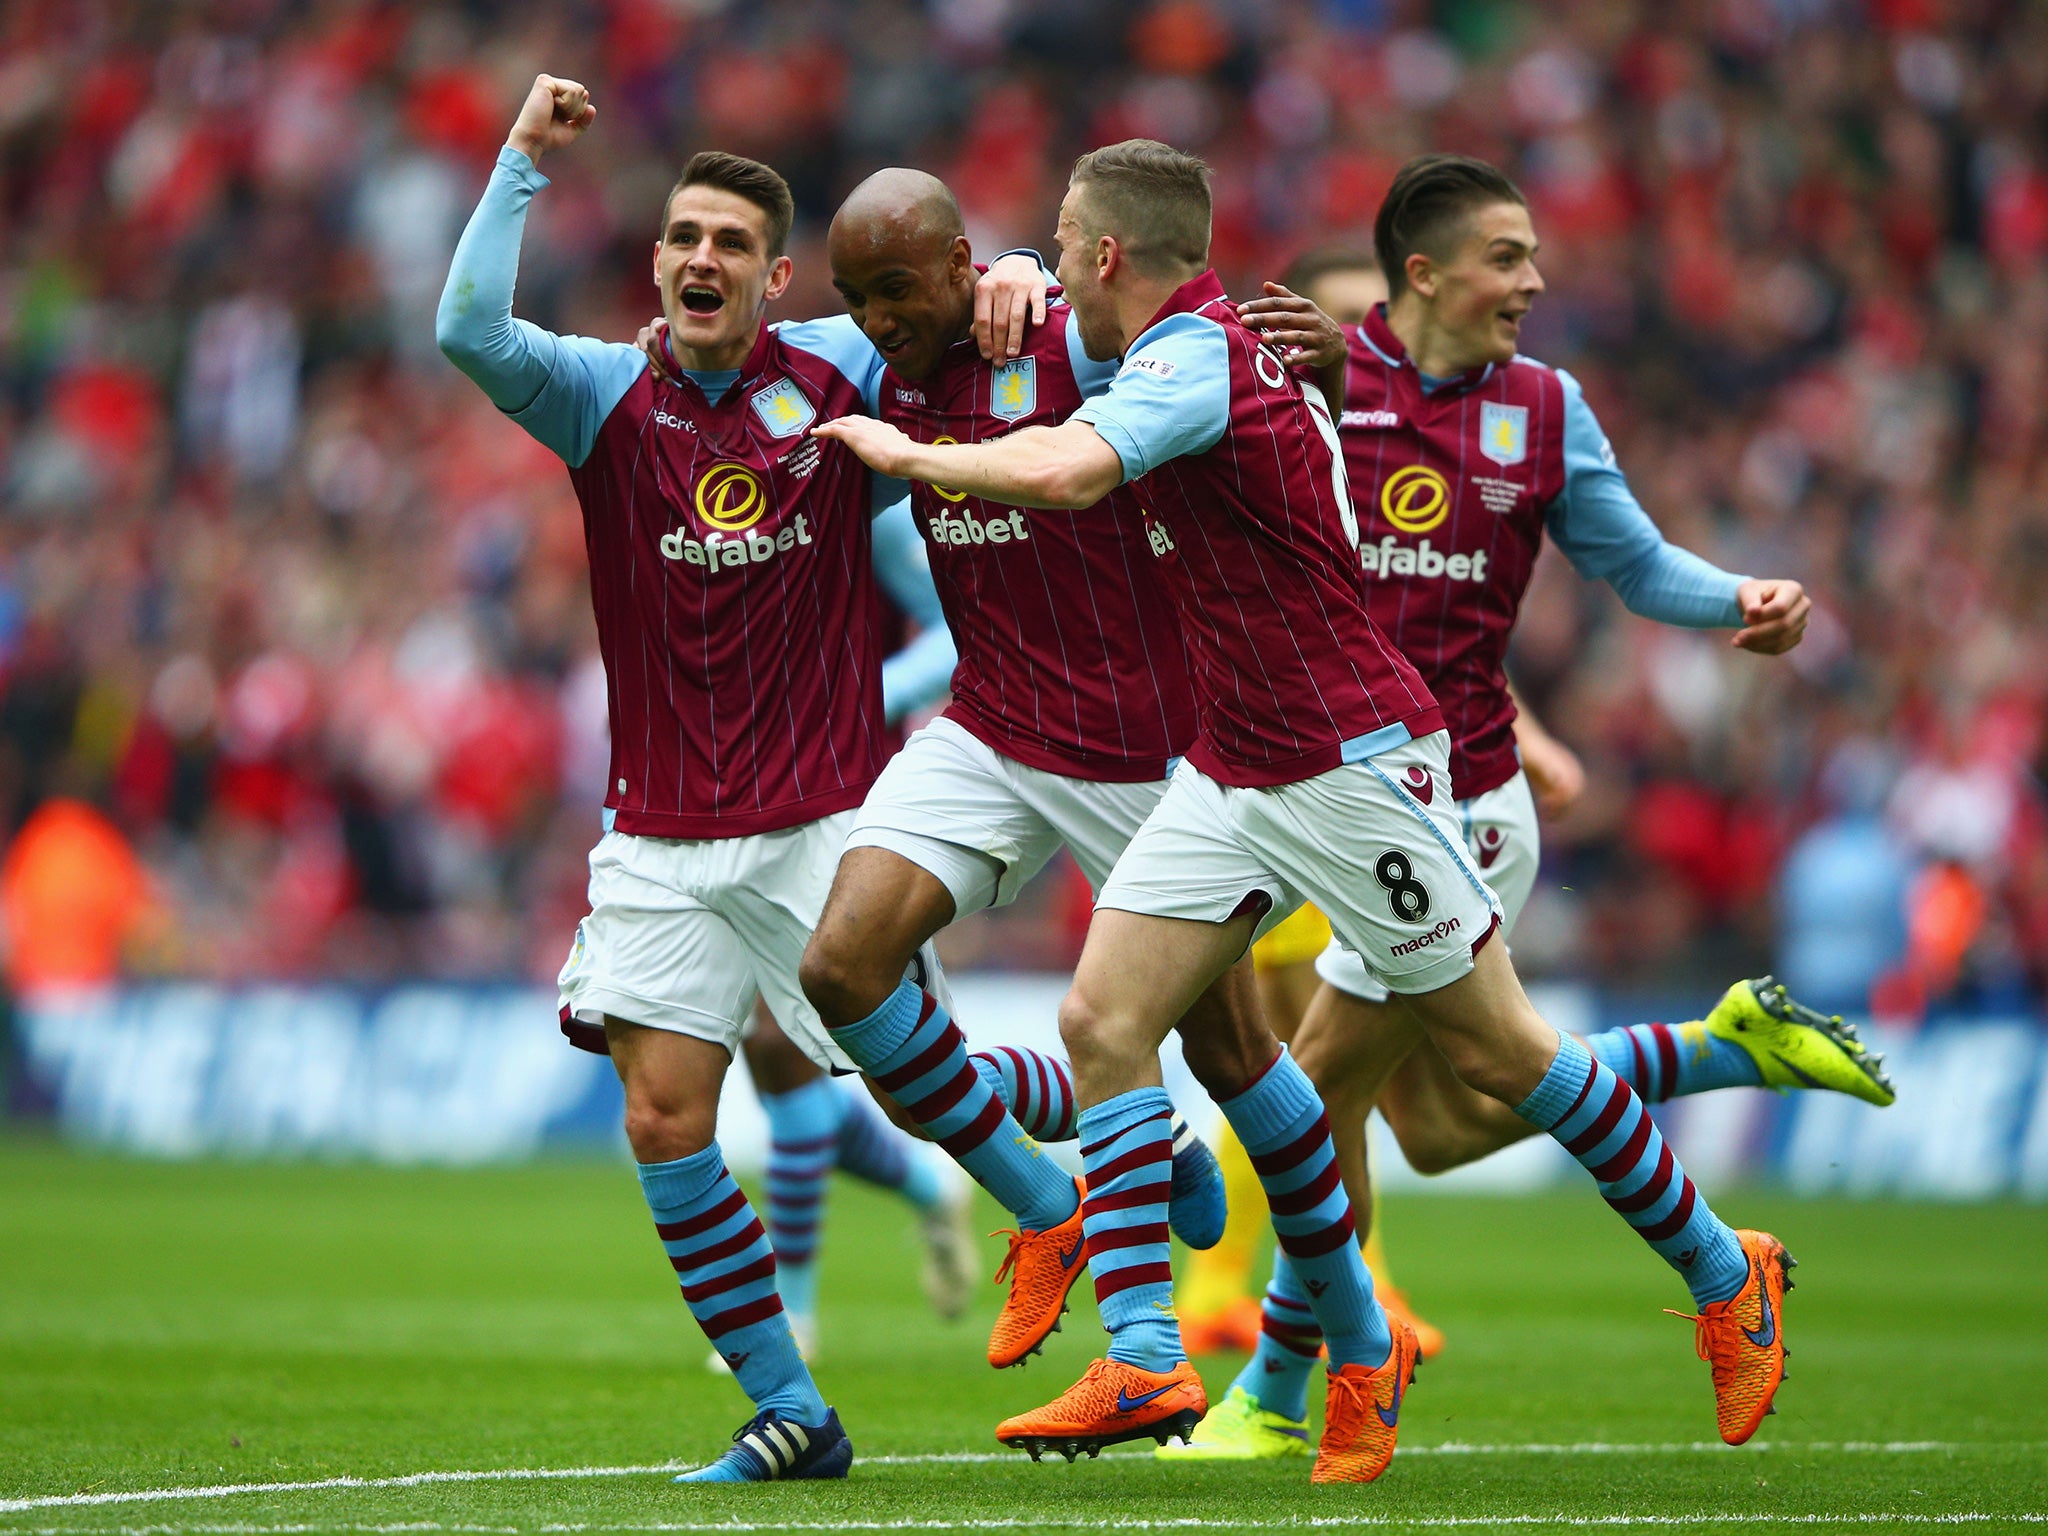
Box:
[0,0,2038,1005]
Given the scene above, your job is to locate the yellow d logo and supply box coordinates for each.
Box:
[694,463,765,531]
[928,435,968,504]
[1381,465,1449,534]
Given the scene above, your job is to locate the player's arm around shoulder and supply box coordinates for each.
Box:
[813,414,1125,510]
[1546,367,1810,654]
[1237,282,1348,411]
[813,307,1229,508]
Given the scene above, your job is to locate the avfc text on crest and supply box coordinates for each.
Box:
[990,358,1036,421]
[750,378,817,438]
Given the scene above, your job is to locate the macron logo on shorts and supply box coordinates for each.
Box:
[1389,916,1462,958]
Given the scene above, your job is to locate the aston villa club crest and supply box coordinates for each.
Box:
[749,377,816,438]
[1479,402,1527,467]
[989,357,1037,421]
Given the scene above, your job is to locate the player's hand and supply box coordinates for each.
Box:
[1518,729,1587,817]
[637,317,678,385]
[1731,577,1810,655]
[1238,282,1344,369]
[812,415,919,477]
[506,74,596,164]
[975,254,1050,362]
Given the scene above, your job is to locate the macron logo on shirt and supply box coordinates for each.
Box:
[1342,409,1400,429]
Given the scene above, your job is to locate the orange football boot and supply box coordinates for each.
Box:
[986,1176,1089,1369]
[1312,1321,1419,1484]
[997,1357,1207,1461]
[1375,1282,1445,1360]
[1669,1229,1794,1446]
[1179,1294,1265,1355]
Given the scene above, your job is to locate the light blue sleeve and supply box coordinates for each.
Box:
[872,498,957,722]
[1069,313,1231,481]
[882,626,959,723]
[436,147,645,469]
[1063,306,1122,401]
[774,313,891,415]
[1545,369,1747,627]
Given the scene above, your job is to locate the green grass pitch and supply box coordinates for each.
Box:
[2,1134,2043,1534]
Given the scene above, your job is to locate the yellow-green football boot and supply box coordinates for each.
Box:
[1153,1384,1309,1461]
[1700,976,1895,1106]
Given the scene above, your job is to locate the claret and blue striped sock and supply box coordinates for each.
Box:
[971,1046,1077,1141]
[830,978,1076,1233]
[757,1077,848,1320]
[1230,1255,1321,1422]
[970,1045,1220,1244]
[636,1146,825,1425]
[1585,1022,1761,1103]
[833,1090,944,1210]
[1076,1086,1182,1372]
[1515,1033,1749,1307]
[1218,1047,1390,1372]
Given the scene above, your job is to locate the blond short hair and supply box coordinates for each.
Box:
[1069,139,1211,276]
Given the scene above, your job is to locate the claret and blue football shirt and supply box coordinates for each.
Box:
[1338,303,1747,798]
[439,147,931,839]
[1071,270,1443,789]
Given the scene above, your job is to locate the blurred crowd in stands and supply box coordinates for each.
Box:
[0,0,2043,1019]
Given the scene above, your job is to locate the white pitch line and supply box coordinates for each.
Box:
[2,1513,2046,1535]
[0,1444,2025,1516]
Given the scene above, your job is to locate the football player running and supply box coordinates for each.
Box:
[437,75,1040,1484]
[1167,157,1895,1461]
[819,139,1808,1479]
[637,168,1240,1377]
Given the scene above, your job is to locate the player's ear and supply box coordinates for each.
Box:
[1096,234,1120,284]
[763,254,795,302]
[949,234,974,282]
[1403,250,1437,302]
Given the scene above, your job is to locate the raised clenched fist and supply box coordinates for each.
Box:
[506,74,596,164]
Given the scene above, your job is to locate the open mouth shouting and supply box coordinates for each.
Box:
[680,285,725,315]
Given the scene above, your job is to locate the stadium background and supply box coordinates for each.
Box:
[2,0,2046,1187]
[3,5,2046,1532]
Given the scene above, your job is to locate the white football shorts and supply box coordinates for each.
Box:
[558,810,942,1073]
[1314,767,1540,1002]
[845,714,1171,914]
[1096,731,1504,996]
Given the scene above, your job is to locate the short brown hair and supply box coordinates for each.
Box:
[1068,139,1211,276]
[1373,154,1526,295]
[664,151,795,257]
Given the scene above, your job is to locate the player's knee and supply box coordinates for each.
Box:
[1056,987,1121,1068]
[798,933,880,1026]
[622,1093,712,1163]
